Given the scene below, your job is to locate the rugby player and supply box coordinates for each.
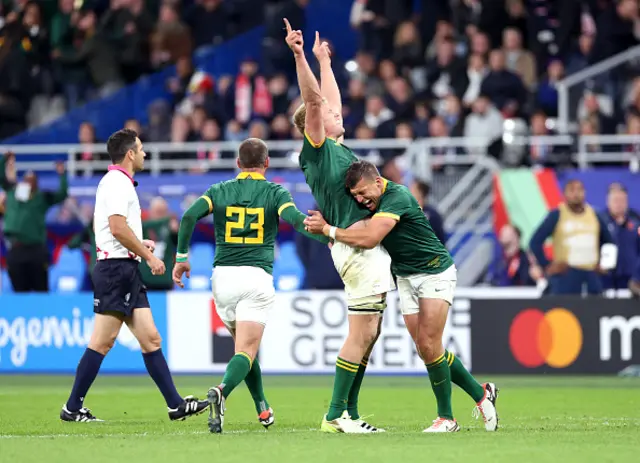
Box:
[61,129,209,422]
[304,160,499,433]
[172,138,329,433]
[285,19,395,433]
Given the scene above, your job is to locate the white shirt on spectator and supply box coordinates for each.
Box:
[94,166,142,261]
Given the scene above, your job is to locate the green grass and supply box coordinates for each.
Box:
[1,375,639,463]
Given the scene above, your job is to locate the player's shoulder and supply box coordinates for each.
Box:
[98,170,133,192]
[384,180,413,202]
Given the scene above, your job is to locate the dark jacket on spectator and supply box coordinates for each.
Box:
[490,248,536,287]
[480,70,527,111]
[599,211,640,290]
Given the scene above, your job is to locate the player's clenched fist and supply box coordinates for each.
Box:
[304,210,328,235]
[283,18,303,55]
[312,31,331,62]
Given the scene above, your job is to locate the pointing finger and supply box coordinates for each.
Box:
[283,18,291,33]
[315,31,320,45]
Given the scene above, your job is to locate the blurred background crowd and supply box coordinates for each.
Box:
[2,0,640,296]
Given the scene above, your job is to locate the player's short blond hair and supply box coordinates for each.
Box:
[292,103,306,135]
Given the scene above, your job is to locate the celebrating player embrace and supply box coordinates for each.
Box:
[285,19,395,433]
[172,138,328,433]
[304,161,500,433]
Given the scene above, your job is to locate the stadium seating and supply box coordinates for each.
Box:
[273,242,304,291]
[49,248,86,293]
[189,243,215,290]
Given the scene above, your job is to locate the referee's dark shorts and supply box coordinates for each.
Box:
[92,258,150,316]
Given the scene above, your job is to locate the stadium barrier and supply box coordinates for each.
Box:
[1,288,636,374]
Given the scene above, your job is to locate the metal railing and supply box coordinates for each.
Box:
[557,44,640,133]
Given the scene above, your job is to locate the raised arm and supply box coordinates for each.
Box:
[313,32,342,116]
[0,152,16,191]
[285,18,325,146]
[45,162,69,206]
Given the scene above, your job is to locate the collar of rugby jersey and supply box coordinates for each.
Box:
[108,165,137,186]
[381,178,388,193]
[236,172,266,180]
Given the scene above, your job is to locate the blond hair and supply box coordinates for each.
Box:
[292,103,306,135]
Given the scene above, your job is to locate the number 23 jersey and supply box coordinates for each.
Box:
[203,172,295,274]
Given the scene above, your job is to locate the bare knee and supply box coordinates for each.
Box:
[139,331,162,353]
[88,334,117,355]
[347,317,379,350]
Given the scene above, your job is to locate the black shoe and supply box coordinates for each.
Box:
[60,405,103,422]
[207,386,225,433]
[168,395,210,421]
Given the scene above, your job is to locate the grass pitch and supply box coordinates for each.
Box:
[1,375,639,463]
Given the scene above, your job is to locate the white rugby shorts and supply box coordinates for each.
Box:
[397,264,457,315]
[330,240,395,308]
[211,266,275,328]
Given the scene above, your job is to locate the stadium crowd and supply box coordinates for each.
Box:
[3,0,640,295]
[66,0,640,176]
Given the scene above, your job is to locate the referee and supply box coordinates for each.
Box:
[61,129,208,422]
[0,151,68,292]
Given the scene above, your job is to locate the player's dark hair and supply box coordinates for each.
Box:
[107,128,138,164]
[345,160,380,189]
[238,138,269,168]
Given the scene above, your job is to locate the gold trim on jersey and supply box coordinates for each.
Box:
[304,131,326,148]
[199,195,213,213]
[373,212,400,221]
[236,172,266,180]
[381,178,388,193]
[278,202,295,216]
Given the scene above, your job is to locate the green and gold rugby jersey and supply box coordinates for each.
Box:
[374,180,453,277]
[201,172,297,274]
[299,133,370,229]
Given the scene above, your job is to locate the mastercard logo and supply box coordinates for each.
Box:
[509,308,583,368]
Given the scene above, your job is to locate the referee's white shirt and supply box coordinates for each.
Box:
[94,166,142,261]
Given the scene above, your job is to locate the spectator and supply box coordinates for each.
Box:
[529,179,613,295]
[469,30,490,59]
[409,180,446,246]
[527,111,555,167]
[55,9,123,98]
[150,3,192,68]
[578,91,616,134]
[186,0,228,49]
[196,119,222,161]
[490,224,538,287]
[343,78,366,135]
[411,100,431,137]
[600,183,640,291]
[352,122,381,161]
[426,38,467,102]
[77,121,102,161]
[579,118,601,154]
[462,53,488,107]
[364,95,394,130]
[392,20,422,72]
[463,95,504,154]
[268,73,293,116]
[591,0,640,65]
[0,152,68,292]
[425,19,454,60]
[124,118,144,142]
[378,59,398,83]
[480,49,527,117]
[225,119,248,142]
[384,76,414,122]
[350,0,377,52]
[439,94,465,137]
[262,0,306,76]
[353,51,384,95]
[502,27,537,90]
[536,59,564,117]
[233,57,271,124]
[566,33,594,76]
[248,119,270,140]
[141,197,179,291]
[146,99,172,143]
[167,56,195,108]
